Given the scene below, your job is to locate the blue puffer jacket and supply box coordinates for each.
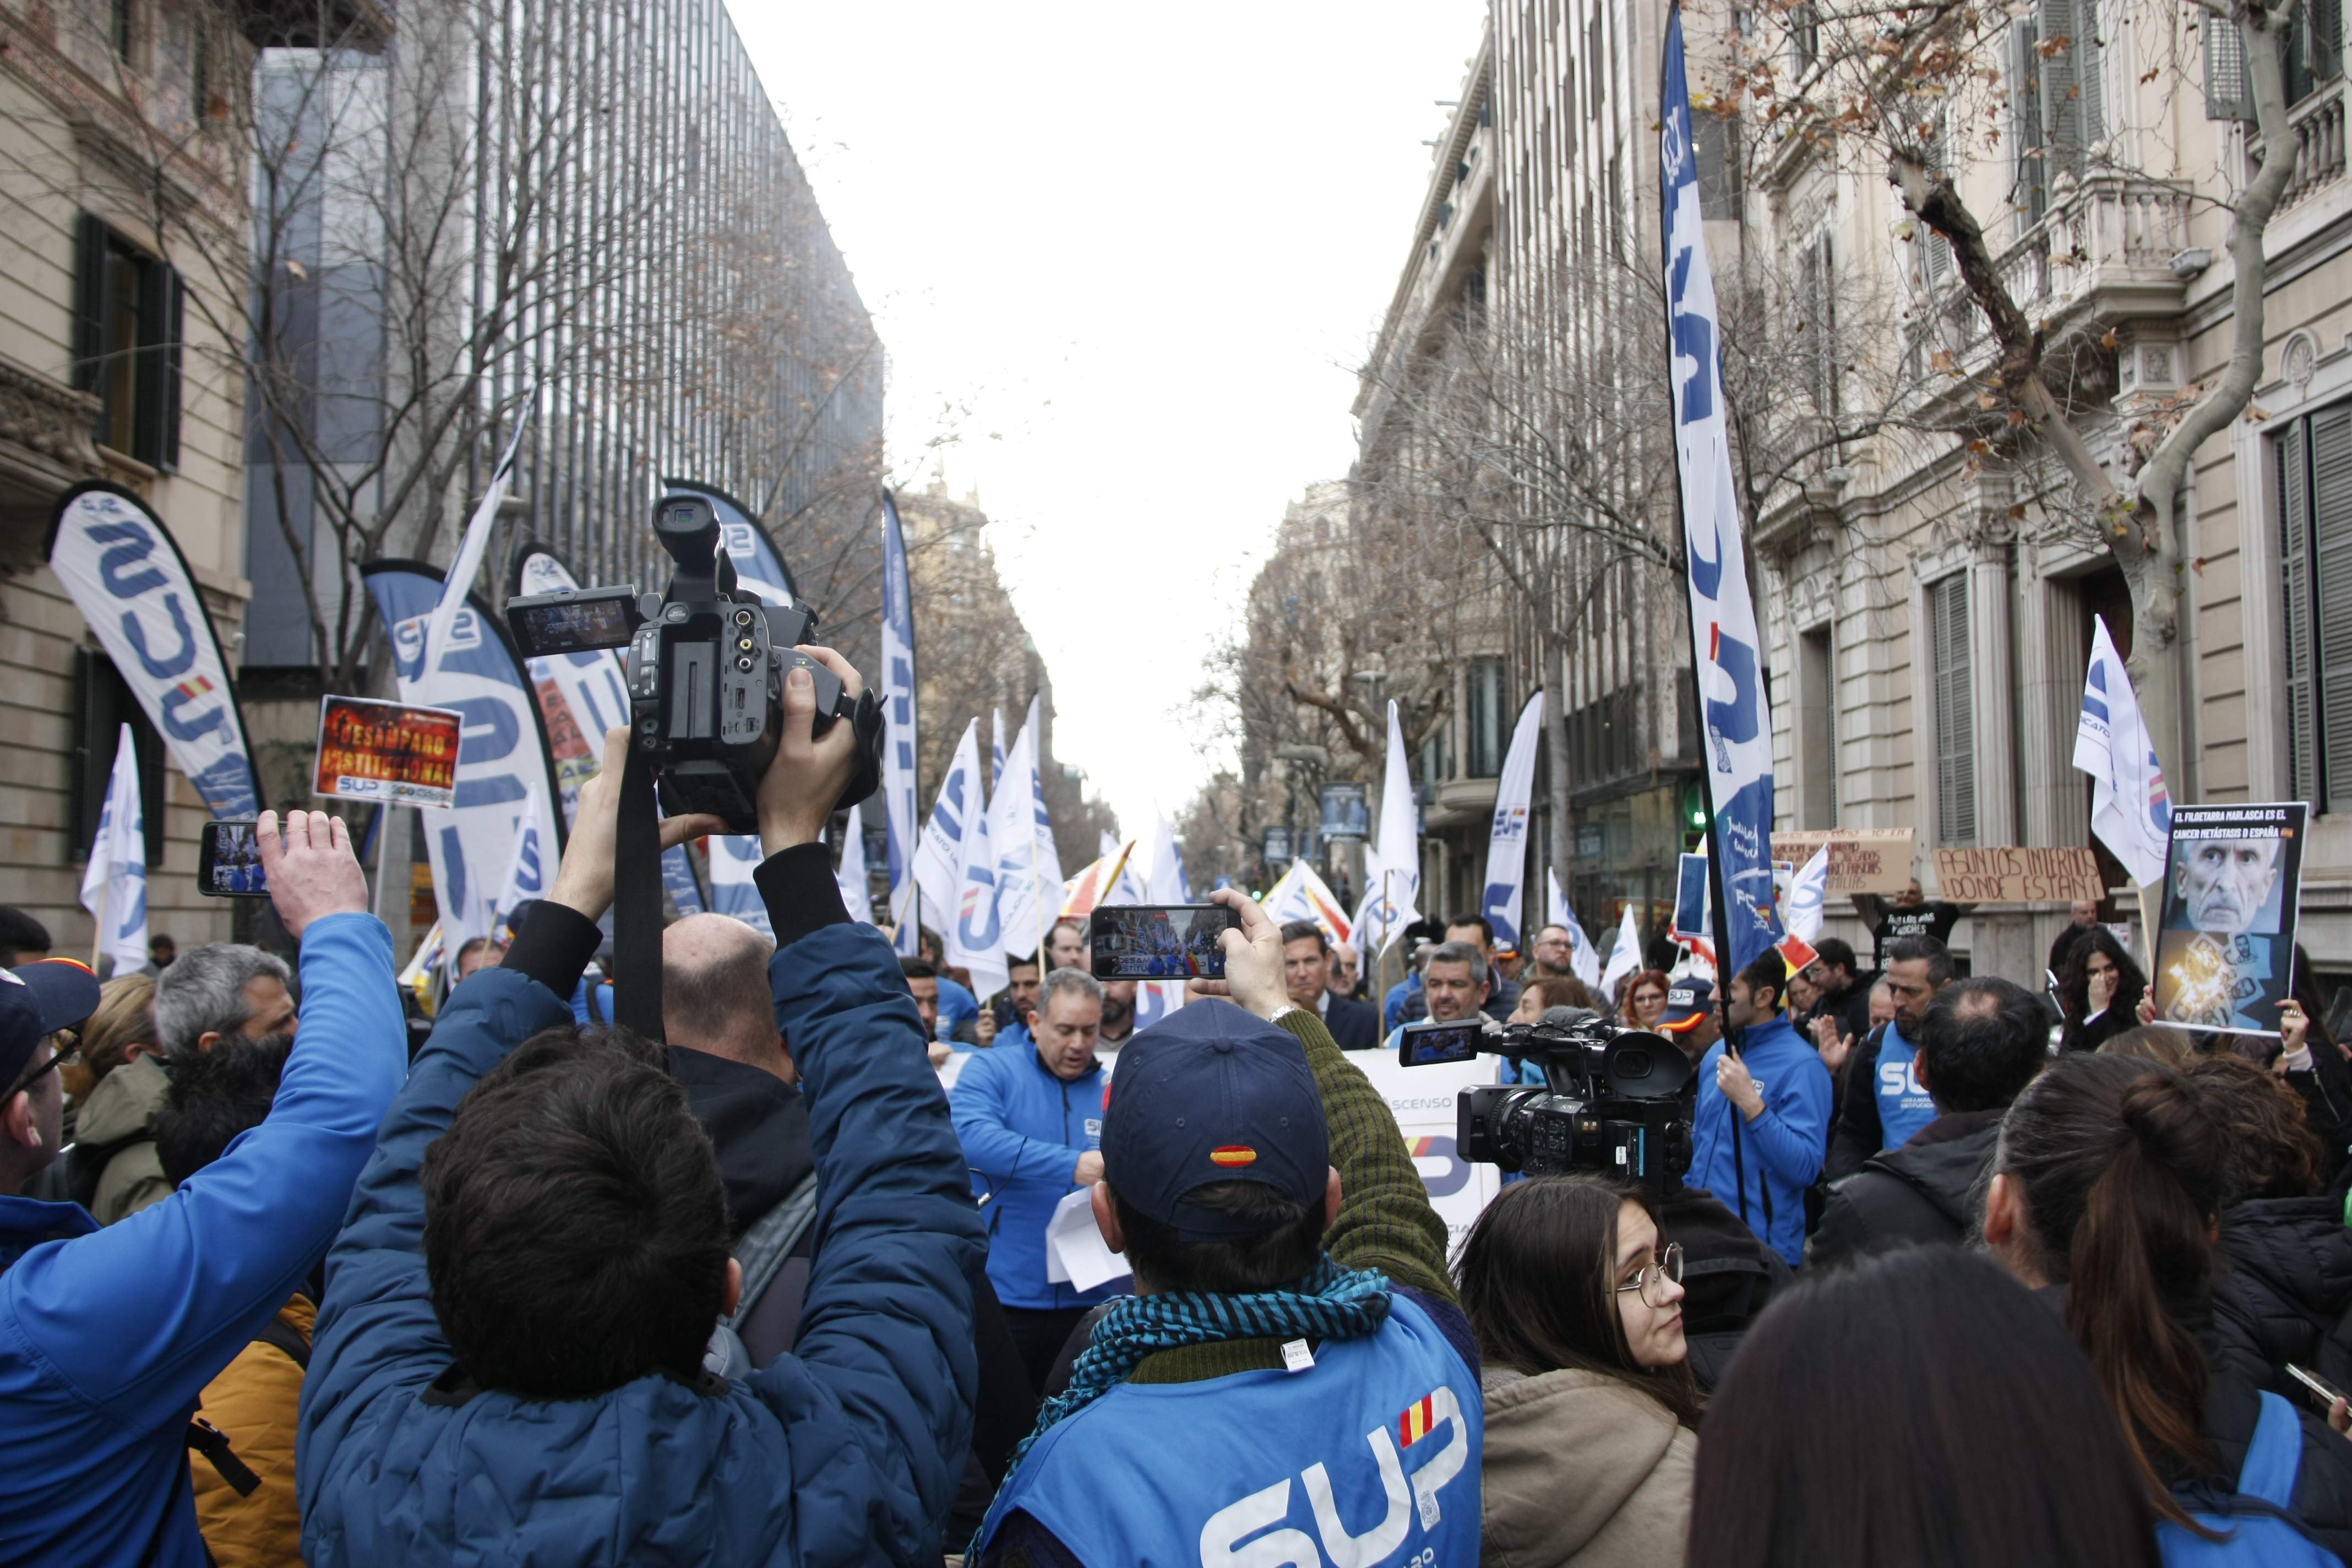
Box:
[0,913,407,1568]
[950,1043,1122,1311]
[296,921,987,1566]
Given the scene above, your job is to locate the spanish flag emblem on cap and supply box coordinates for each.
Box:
[1208,1145,1257,1167]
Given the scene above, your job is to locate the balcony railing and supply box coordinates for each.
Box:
[2268,78,2348,212]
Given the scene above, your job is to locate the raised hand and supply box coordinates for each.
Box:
[255,809,369,939]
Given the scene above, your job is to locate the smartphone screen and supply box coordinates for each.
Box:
[197,820,269,899]
[1089,904,1239,980]
[1398,1019,1484,1068]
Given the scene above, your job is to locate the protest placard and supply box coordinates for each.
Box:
[2152,803,2307,1036]
[1770,828,1914,895]
[1930,846,2104,904]
[313,695,464,809]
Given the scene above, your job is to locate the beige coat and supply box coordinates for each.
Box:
[1478,1365,1696,1568]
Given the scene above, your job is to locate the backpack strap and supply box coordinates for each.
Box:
[2240,1390,2306,1510]
[249,1315,311,1373]
[723,1171,820,1332]
[185,1417,259,1498]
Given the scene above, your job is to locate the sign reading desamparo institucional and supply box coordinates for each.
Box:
[313,694,463,809]
[2153,803,2307,1036]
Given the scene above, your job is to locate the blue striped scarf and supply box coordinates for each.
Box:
[974,1259,1393,1554]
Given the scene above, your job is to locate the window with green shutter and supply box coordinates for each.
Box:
[2280,402,2352,809]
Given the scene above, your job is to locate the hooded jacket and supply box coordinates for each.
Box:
[66,1053,171,1225]
[0,913,406,1568]
[950,1042,1120,1311]
[1810,1108,2002,1271]
[1478,1365,1694,1567]
[295,895,987,1567]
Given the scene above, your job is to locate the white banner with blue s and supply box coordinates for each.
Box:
[1661,10,1784,975]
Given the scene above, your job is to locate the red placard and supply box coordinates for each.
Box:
[314,694,463,808]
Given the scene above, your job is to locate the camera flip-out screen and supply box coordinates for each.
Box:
[1398,1019,1484,1068]
[507,587,642,658]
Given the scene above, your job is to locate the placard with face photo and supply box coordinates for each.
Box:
[2153,803,2307,1036]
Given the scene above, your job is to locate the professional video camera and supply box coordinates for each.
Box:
[1397,1014,1695,1190]
[504,492,882,832]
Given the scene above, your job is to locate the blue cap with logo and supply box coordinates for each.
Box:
[1659,977,1716,1035]
[0,959,104,1090]
[1102,998,1330,1242]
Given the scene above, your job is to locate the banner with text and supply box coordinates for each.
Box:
[47,484,261,818]
[313,695,462,808]
[2153,802,2306,1036]
[1770,829,1915,896]
[1662,10,1782,974]
[1931,846,2104,905]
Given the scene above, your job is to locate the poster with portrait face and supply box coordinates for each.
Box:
[2153,803,2307,1036]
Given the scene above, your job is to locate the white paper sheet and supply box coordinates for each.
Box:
[1044,1186,1131,1292]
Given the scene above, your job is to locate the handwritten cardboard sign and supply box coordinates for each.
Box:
[1770,829,1914,895]
[1931,846,2104,904]
[314,694,463,808]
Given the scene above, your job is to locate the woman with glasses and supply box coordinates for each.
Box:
[1455,1174,1698,1566]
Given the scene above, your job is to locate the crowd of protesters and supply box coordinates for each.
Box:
[8,644,2352,1562]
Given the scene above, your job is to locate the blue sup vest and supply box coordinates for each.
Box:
[978,1292,1482,1567]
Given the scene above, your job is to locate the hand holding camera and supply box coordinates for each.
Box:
[547,728,728,922]
[757,644,865,854]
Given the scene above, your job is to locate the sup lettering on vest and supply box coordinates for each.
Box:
[1878,1060,1923,1099]
[1198,1384,1470,1567]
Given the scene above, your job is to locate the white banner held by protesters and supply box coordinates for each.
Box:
[79,723,148,975]
[1482,690,1545,951]
[916,720,982,925]
[879,491,919,949]
[2073,615,2173,888]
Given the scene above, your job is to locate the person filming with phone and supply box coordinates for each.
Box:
[1,811,406,1568]
[968,887,1482,1566]
[295,645,988,1566]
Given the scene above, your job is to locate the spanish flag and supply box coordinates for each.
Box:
[1397,1393,1439,1448]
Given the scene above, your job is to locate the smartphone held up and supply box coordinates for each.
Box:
[197,820,268,899]
[1090,903,1241,981]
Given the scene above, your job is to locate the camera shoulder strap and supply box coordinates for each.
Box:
[612,738,666,1041]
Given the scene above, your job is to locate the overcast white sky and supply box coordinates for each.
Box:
[729,2,1488,837]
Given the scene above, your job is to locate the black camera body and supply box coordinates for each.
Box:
[1405,1015,1695,1191]
[506,493,878,834]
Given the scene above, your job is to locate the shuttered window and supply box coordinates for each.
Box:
[2280,402,2352,809]
[1929,574,1977,844]
[1467,659,1507,778]
[1796,233,1837,417]
[2036,0,2104,177]
[2013,18,2052,224]
[71,211,183,471]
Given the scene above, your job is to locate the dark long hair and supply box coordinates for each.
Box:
[1687,1248,2158,1568]
[1454,1175,1702,1428]
[2057,927,2148,1048]
[1992,1053,2225,1529]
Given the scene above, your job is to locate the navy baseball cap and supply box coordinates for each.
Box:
[0,959,103,1090]
[1659,978,1716,1034]
[1102,998,1330,1242]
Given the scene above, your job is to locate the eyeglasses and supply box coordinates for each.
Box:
[1614,1243,1684,1308]
[4,1030,78,1100]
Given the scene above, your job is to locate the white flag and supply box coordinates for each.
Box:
[487,792,547,946]
[1785,844,1831,944]
[835,797,874,924]
[990,704,1045,958]
[1099,829,1120,859]
[422,389,537,676]
[1482,692,1545,949]
[1600,904,1643,1005]
[1354,702,1423,960]
[1025,695,1064,904]
[916,720,982,923]
[948,752,1008,1003]
[991,707,1008,793]
[2072,616,2172,888]
[1262,861,1353,945]
[78,723,147,975]
[1547,870,1602,989]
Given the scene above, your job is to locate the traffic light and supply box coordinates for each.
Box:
[1681,779,1708,832]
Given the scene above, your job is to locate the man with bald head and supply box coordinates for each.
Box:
[659,913,811,1365]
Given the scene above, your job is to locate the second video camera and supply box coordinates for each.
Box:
[505,493,881,833]
[1399,1014,1695,1190]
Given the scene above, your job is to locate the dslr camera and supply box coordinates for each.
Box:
[505,492,881,833]
[1398,1014,1695,1190]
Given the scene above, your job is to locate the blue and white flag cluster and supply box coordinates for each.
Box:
[1661,8,1784,976]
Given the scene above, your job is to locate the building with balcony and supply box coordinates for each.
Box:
[0,0,262,951]
[1745,0,2352,982]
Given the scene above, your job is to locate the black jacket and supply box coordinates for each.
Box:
[2212,1194,2352,1409]
[1807,978,1874,1054]
[1825,1024,1891,1182]
[2060,1004,2135,1054]
[667,1045,813,1239]
[1810,1108,2001,1270]
[1324,993,1381,1052]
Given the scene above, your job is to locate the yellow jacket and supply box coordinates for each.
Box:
[189,1294,312,1568]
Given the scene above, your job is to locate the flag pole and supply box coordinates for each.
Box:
[89,881,105,971]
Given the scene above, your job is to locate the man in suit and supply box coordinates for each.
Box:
[1280,921,1379,1050]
